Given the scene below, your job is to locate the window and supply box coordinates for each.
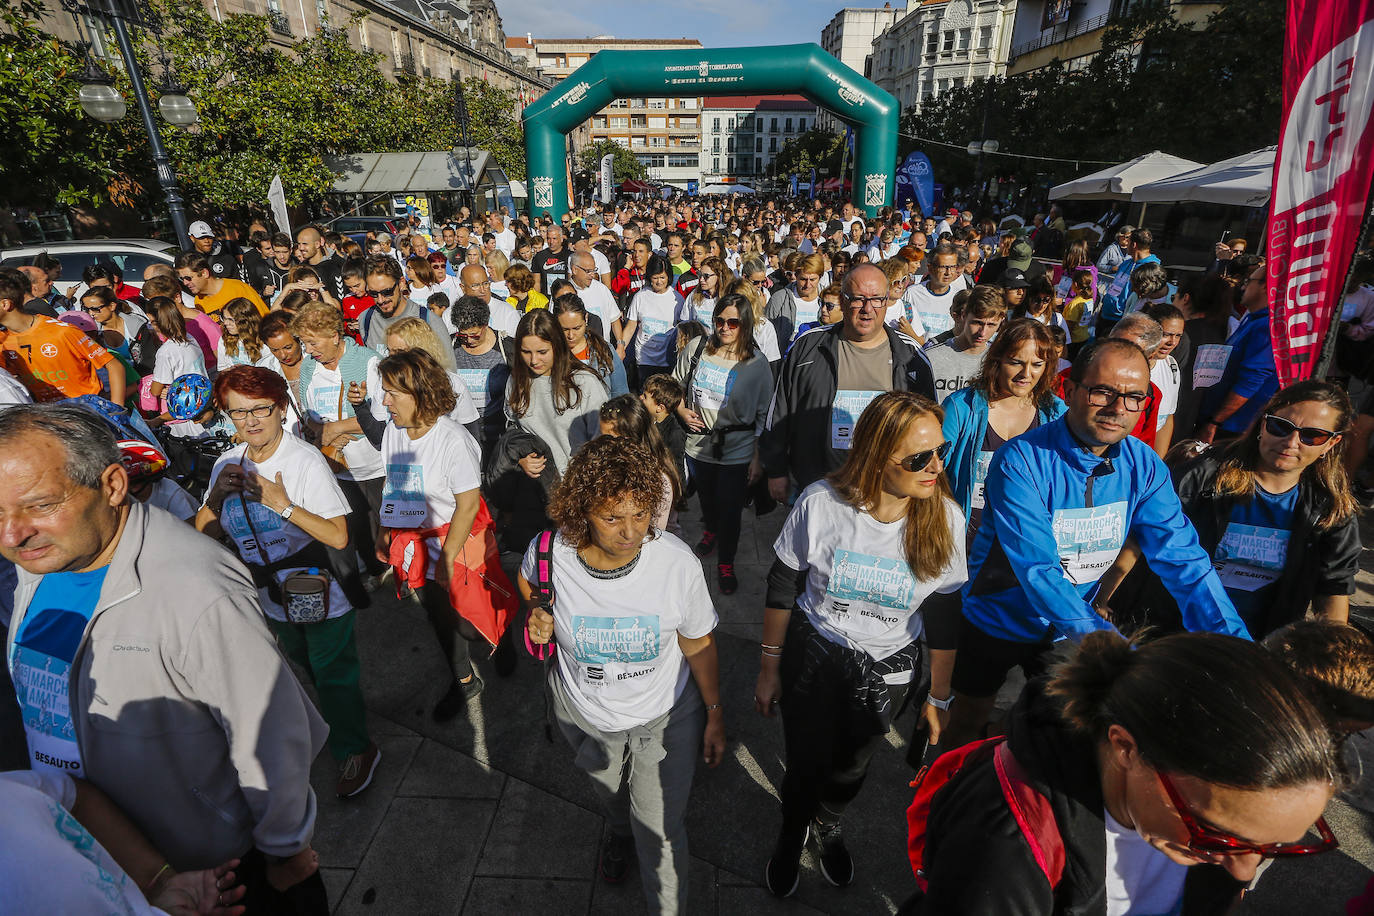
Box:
[609,98,628,108]
[631,98,644,108]
[713,138,721,151]
[942,30,955,53]
[798,117,806,131]
[593,116,607,128]
[925,30,938,54]
[316,0,328,22]
[713,157,720,170]
[953,77,964,90]
[957,28,971,51]
[631,115,646,127]
[635,154,665,167]
[390,29,400,63]
[785,117,793,131]
[650,136,665,147]
[728,117,736,130]
[727,137,735,151]
[681,97,697,109]
[755,157,762,174]
[979,26,993,49]
[649,116,666,128]
[668,154,698,168]
[769,137,778,152]
[418,42,427,72]
[755,138,763,152]
[712,117,720,131]
[742,116,754,130]
[648,98,666,109]
[610,116,628,128]
[632,135,646,147]
[770,117,778,131]
[613,137,629,148]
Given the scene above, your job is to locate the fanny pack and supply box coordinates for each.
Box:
[237,491,336,624]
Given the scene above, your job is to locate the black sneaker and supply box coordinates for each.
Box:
[812,820,854,887]
[764,825,807,898]
[717,563,738,595]
[432,673,484,722]
[599,832,633,883]
[693,531,717,558]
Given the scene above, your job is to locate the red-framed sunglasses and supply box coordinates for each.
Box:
[1157,771,1338,858]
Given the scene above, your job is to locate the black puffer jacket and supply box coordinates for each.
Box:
[908,679,1244,915]
[485,428,559,555]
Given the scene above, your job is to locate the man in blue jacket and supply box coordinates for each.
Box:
[1196,262,1278,443]
[1096,228,1160,336]
[941,339,1250,749]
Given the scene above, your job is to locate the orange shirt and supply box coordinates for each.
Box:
[1,316,115,401]
[196,279,269,317]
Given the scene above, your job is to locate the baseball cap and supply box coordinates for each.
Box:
[1007,239,1033,271]
[1000,268,1029,290]
[188,220,215,238]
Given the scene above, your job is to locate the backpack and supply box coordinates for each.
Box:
[907,736,1065,894]
[361,303,428,346]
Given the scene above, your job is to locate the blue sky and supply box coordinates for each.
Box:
[497,0,843,49]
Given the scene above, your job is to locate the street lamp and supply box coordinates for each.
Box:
[65,0,196,249]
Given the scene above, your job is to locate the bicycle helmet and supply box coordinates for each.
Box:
[166,373,212,420]
[117,439,169,482]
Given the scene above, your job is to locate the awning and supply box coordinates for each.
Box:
[1130,147,1276,208]
[699,183,757,195]
[508,180,527,198]
[620,179,653,193]
[1050,151,1203,201]
[326,149,492,193]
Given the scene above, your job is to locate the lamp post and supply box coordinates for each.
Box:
[68,0,196,249]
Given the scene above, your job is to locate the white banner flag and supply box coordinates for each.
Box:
[599,154,615,204]
[268,175,291,236]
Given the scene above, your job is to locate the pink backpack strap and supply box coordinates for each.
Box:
[993,741,1066,889]
[522,529,558,661]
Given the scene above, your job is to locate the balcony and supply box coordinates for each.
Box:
[268,10,291,35]
[319,23,347,42]
[1009,12,1113,60]
[394,53,415,76]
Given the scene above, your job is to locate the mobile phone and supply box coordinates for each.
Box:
[1220,230,1230,243]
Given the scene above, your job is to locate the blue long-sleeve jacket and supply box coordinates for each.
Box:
[1199,308,1277,434]
[962,417,1251,643]
[941,386,1066,520]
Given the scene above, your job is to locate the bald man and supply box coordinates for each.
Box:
[461,264,519,336]
[15,266,66,317]
[295,225,344,299]
[569,251,622,344]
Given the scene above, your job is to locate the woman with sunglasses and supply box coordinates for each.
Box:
[758,391,967,898]
[910,630,1344,915]
[679,256,727,329]
[942,319,1065,540]
[1015,275,1070,336]
[731,257,782,365]
[671,294,773,594]
[1097,380,1358,639]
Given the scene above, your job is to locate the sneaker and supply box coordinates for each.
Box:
[717,563,738,595]
[336,743,381,798]
[812,820,854,887]
[432,672,484,722]
[765,825,808,898]
[693,531,717,558]
[599,832,634,883]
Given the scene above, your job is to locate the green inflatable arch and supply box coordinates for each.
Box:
[522,43,900,220]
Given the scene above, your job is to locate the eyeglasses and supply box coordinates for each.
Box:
[1262,414,1341,446]
[751,278,771,289]
[466,279,492,289]
[1156,771,1338,858]
[699,272,717,281]
[896,441,950,472]
[819,300,841,311]
[366,284,397,299]
[845,295,888,310]
[456,329,485,343]
[226,404,277,421]
[713,316,741,329]
[1082,385,1152,412]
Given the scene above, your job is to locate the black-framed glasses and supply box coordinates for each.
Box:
[1262,414,1340,446]
[713,316,741,329]
[845,294,888,309]
[897,441,950,472]
[1083,385,1152,412]
[751,278,771,289]
[226,404,277,421]
[366,284,397,299]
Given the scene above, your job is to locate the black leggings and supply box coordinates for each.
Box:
[688,458,750,564]
[419,581,482,681]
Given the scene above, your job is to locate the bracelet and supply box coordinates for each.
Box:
[705,703,722,712]
[926,693,953,710]
[761,649,783,658]
[760,643,782,651]
[143,862,173,893]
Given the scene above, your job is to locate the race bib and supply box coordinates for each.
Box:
[380,462,428,524]
[692,360,735,412]
[970,450,993,511]
[1192,344,1230,389]
[831,389,884,449]
[918,309,953,338]
[456,367,491,409]
[222,496,288,564]
[638,317,672,343]
[12,647,84,777]
[1052,501,1128,586]
[1213,523,1289,592]
[824,549,917,639]
[1106,271,1130,300]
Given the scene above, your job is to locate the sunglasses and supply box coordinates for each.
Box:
[713,317,741,329]
[366,284,397,299]
[897,441,950,472]
[1157,771,1338,858]
[1262,414,1340,446]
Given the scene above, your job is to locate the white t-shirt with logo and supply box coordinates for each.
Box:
[521,531,717,733]
[1150,356,1180,430]
[1104,811,1187,916]
[206,434,352,621]
[303,359,384,480]
[773,481,967,665]
[896,281,961,339]
[379,416,483,570]
[628,287,684,367]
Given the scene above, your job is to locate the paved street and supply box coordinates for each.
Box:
[305,501,1374,915]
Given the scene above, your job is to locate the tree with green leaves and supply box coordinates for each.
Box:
[773,129,845,180]
[578,139,647,184]
[459,77,526,181]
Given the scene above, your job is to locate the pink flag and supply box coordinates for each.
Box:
[1268,0,1374,385]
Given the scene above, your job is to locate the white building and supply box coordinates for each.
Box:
[700,96,818,185]
[818,4,902,132]
[869,0,1017,114]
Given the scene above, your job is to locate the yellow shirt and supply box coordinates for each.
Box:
[197,279,268,317]
[1063,295,1093,343]
[510,290,550,313]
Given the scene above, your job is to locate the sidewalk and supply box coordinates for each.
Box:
[306,501,1374,915]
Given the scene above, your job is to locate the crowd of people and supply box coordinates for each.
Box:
[0,191,1371,916]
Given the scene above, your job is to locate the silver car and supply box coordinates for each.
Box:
[0,238,180,300]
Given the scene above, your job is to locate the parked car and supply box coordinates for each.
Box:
[0,238,180,300]
[326,216,405,245]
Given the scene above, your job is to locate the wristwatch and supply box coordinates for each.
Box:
[279,503,295,521]
[926,693,953,711]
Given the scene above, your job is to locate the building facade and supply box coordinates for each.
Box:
[818,4,901,132]
[1005,0,1217,75]
[868,0,1016,114]
[509,36,705,187]
[43,0,548,99]
[700,96,818,185]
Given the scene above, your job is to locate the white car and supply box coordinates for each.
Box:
[0,238,180,301]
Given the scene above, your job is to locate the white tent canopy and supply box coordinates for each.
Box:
[699,184,756,195]
[1130,146,1276,207]
[1049,151,1203,201]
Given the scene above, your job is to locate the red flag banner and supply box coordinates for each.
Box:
[1268,0,1374,385]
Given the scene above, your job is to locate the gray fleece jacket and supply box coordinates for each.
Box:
[5,501,328,870]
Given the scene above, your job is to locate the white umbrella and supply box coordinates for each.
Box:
[700,184,758,195]
[1130,147,1276,207]
[1050,151,1203,201]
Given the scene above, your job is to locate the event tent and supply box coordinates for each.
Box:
[1049,151,1203,201]
[700,184,757,195]
[1130,147,1276,208]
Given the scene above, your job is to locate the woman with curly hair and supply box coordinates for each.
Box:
[522,435,724,914]
[216,297,266,370]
